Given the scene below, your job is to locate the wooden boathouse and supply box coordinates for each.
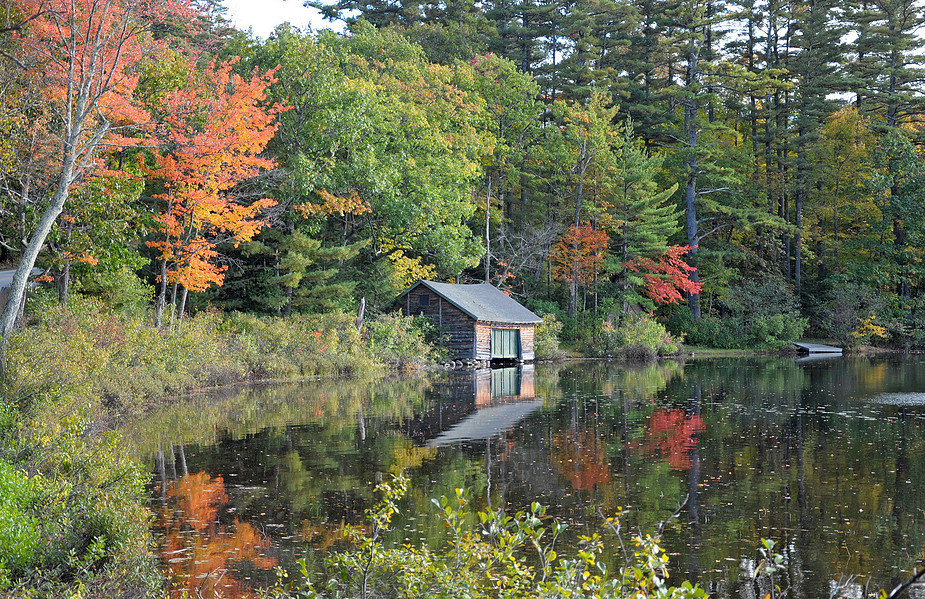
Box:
[400,281,543,362]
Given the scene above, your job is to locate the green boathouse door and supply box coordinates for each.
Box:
[491,328,521,360]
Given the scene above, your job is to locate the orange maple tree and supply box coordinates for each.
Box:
[552,222,609,286]
[146,58,282,325]
[0,0,191,341]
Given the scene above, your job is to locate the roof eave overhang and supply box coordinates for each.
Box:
[399,280,542,325]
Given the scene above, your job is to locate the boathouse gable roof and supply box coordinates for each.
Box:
[404,281,543,325]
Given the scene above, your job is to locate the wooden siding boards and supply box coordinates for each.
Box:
[399,281,541,362]
[520,326,535,362]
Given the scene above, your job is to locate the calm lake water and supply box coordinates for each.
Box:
[121,357,925,598]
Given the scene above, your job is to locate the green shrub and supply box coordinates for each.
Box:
[559,312,600,347]
[526,298,565,322]
[619,312,682,356]
[365,314,447,369]
[0,461,42,577]
[587,313,682,359]
[0,405,158,596]
[78,266,155,318]
[534,313,563,360]
[265,475,707,599]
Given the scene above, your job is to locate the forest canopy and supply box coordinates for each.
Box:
[1,0,924,349]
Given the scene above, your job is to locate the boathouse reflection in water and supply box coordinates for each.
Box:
[139,358,925,599]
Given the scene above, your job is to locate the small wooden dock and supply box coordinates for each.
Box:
[794,341,842,355]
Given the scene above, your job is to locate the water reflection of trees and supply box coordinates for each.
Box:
[507,357,925,597]
[129,358,925,598]
[664,358,925,598]
[123,376,434,457]
[153,447,277,598]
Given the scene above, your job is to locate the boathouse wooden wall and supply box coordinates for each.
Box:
[402,286,536,362]
[404,286,475,358]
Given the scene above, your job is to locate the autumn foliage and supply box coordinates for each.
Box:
[158,472,276,598]
[552,223,609,286]
[0,0,195,337]
[625,245,702,305]
[9,0,190,129]
[4,0,191,181]
[296,188,372,217]
[643,408,705,470]
[552,428,611,491]
[146,59,282,293]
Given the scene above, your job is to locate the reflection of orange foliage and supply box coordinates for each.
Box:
[168,472,229,532]
[552,428,611,491]
[158,472,276,598]
[644,409,704,470]
[297,520,346,551]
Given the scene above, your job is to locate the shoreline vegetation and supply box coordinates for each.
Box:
[0,297,444,597]
[0,294,908,597]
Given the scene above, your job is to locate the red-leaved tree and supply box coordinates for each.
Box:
[625,245,702,305]
[552,222,609,315]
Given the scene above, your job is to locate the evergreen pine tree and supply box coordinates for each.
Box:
[788,0,847,292]
[847,0,925,129]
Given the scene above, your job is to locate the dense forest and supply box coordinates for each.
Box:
[1,0,924,351]
[2,2,925,595]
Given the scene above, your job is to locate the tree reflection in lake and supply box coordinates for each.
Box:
[153,447,277,597]
[126,357,925,598]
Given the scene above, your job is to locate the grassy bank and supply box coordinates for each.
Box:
[0,298,444,597]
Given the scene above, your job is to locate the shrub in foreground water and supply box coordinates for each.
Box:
[264,474,706,599]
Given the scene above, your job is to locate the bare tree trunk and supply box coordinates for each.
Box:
[683,32,703,321]
[57,261,70,304]
[355,296,366,333]
[0,142,82,344]
[169,282,179,328]
[686,170,702,321]
[485,176,492,283]
[154,260,168,329]
[568,162,587,319]
[685,113,702,321]
[177,285,189,322]
[57,220,74,304]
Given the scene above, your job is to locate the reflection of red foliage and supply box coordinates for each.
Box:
[645,409,704,470]
[552,429,611,491]
[157,472,276,598]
